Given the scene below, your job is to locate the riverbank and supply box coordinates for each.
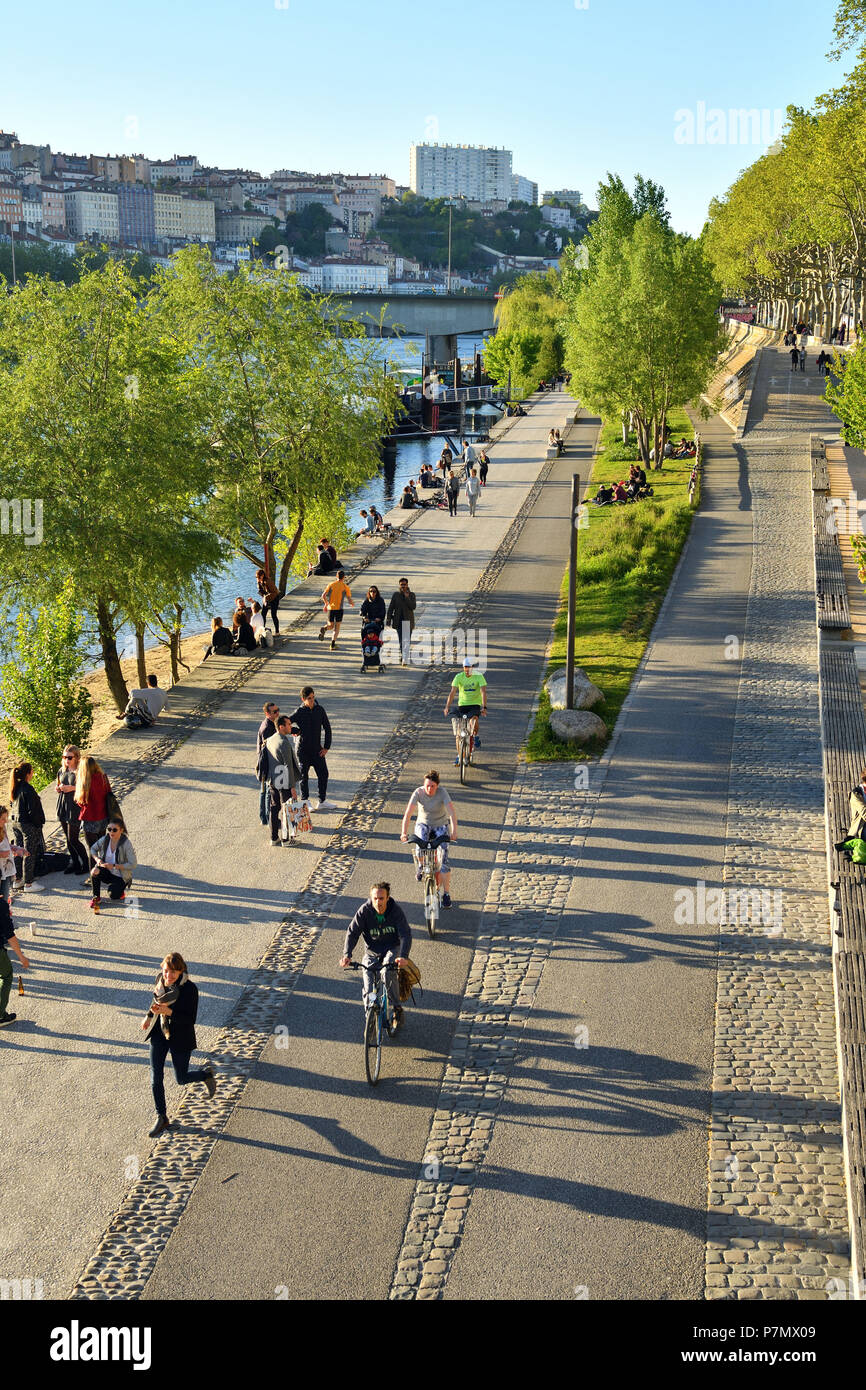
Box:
[0,628,209,787]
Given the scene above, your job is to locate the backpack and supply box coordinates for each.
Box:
[838,836,866,864]
[398,958,423,1004]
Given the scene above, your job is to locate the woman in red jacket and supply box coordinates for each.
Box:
[74,756,111,854]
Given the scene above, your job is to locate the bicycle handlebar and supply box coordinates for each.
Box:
[408,832,450,846]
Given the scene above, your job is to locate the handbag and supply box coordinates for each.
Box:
[105,782,123,826]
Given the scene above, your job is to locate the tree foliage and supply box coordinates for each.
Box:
[562,175,722,465]
[153,248,399,593]
[0,584,94,785]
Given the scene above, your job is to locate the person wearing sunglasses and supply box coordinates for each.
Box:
[55,745,90,875]
[88,818,137,913]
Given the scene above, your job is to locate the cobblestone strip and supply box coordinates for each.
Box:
[389,761,588,1300]
[69,457,557,1299]
[706,438,849,1300]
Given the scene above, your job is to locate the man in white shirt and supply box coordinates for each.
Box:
[132,674,168,721]
[462,440,476,470]
[249,601,268,646]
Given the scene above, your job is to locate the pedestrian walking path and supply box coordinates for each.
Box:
[0,389,587,1299]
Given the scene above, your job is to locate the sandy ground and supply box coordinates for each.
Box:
[1,630,209,786]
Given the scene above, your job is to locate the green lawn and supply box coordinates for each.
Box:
[526,407,698,761]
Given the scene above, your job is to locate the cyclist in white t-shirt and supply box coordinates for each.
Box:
[400,770,458,909]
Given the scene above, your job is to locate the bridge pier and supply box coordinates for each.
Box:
[425,332,458,366]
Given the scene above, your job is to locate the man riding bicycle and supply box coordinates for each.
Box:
[341,882,411,1027]
[400,770,458,909]
[443,657,488,764]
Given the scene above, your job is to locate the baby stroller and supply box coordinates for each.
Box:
[360,620,386,674]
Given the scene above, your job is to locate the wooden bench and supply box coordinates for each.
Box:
[818,642,866,1291]
[812,435,830,493]
[814,494,851,629]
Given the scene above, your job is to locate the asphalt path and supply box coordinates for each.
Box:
[445,407,754,1300]
[141,415,601,1299]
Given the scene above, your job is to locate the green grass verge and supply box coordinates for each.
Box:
[526,407,697,762]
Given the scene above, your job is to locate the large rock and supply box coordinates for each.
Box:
[549,709,607,744]
[546,669,604,711]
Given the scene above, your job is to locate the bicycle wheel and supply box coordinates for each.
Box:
[364,1005,382,1086]
[459,738,468,784]
[425,878,439,938]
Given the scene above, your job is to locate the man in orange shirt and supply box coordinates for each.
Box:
[319,570,355,650]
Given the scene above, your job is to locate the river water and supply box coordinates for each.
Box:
[120,332,496,655]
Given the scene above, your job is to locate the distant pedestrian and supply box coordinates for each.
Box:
[141,951,216,1138]
[203,616,233,660]
[800,348,807,373]
[461,440,476,470]
[817,350,828,377]
[0,895,29,1029]
[256,701,279,826]
[790,347,799,371]
[386,577,417,666]
[319,570,354,650]
[55,745,89,875]
[478,451,489,487]
[9,762,46,893]
[88,817,137,913]
[289,686,337,812]
[466,467,480,517]
[256,568,281,634]
[446,469,460,516]
[264,715,302,846]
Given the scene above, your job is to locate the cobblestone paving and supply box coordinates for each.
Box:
[70,457,557,1299]
[389,759,590,1299]
[705,426,849,1299]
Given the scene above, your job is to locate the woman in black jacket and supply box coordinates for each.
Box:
[141,951,216,1138]
[9,762,46,891]
[231,613,257,655]
[360,585,386,630]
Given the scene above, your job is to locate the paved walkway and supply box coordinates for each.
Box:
[0,389,586,1299]
[3,354,852,1301]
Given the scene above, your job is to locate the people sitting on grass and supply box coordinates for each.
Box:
[593,483,614,506]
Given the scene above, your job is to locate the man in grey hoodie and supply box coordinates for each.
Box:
[266,715,302,846]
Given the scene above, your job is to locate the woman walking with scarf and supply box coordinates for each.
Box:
[141,951,216,1138]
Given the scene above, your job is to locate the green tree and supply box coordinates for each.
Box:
[563,182,723,466]
[0,257,225,709]
[826,345,866,445]
[154,247,399,594]
[483,327,543,398]
[0,585,94,785]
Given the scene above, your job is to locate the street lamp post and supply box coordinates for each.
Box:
[566,473,580,709]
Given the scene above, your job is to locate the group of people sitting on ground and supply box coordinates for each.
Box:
[503,403,527,417]
[671,437,697,459]
[548,428,564,456]
[307,537,342,576]
[593,464,655,507]
[203,596,271,661]
[356,506,390,539]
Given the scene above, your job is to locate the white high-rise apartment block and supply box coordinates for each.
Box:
[511,175,538,205]
[410,144,512,203]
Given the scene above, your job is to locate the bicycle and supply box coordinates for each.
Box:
[344,959,399,1085]
[451,712,478,785]
[409,830,449,938]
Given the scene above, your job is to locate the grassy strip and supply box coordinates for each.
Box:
[526,407,697,762]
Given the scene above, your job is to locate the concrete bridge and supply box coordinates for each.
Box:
[329,292,498,360]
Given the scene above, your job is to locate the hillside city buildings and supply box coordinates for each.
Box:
[0,129,566,290]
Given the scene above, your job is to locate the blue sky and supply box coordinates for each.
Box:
[3,0,849,235]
